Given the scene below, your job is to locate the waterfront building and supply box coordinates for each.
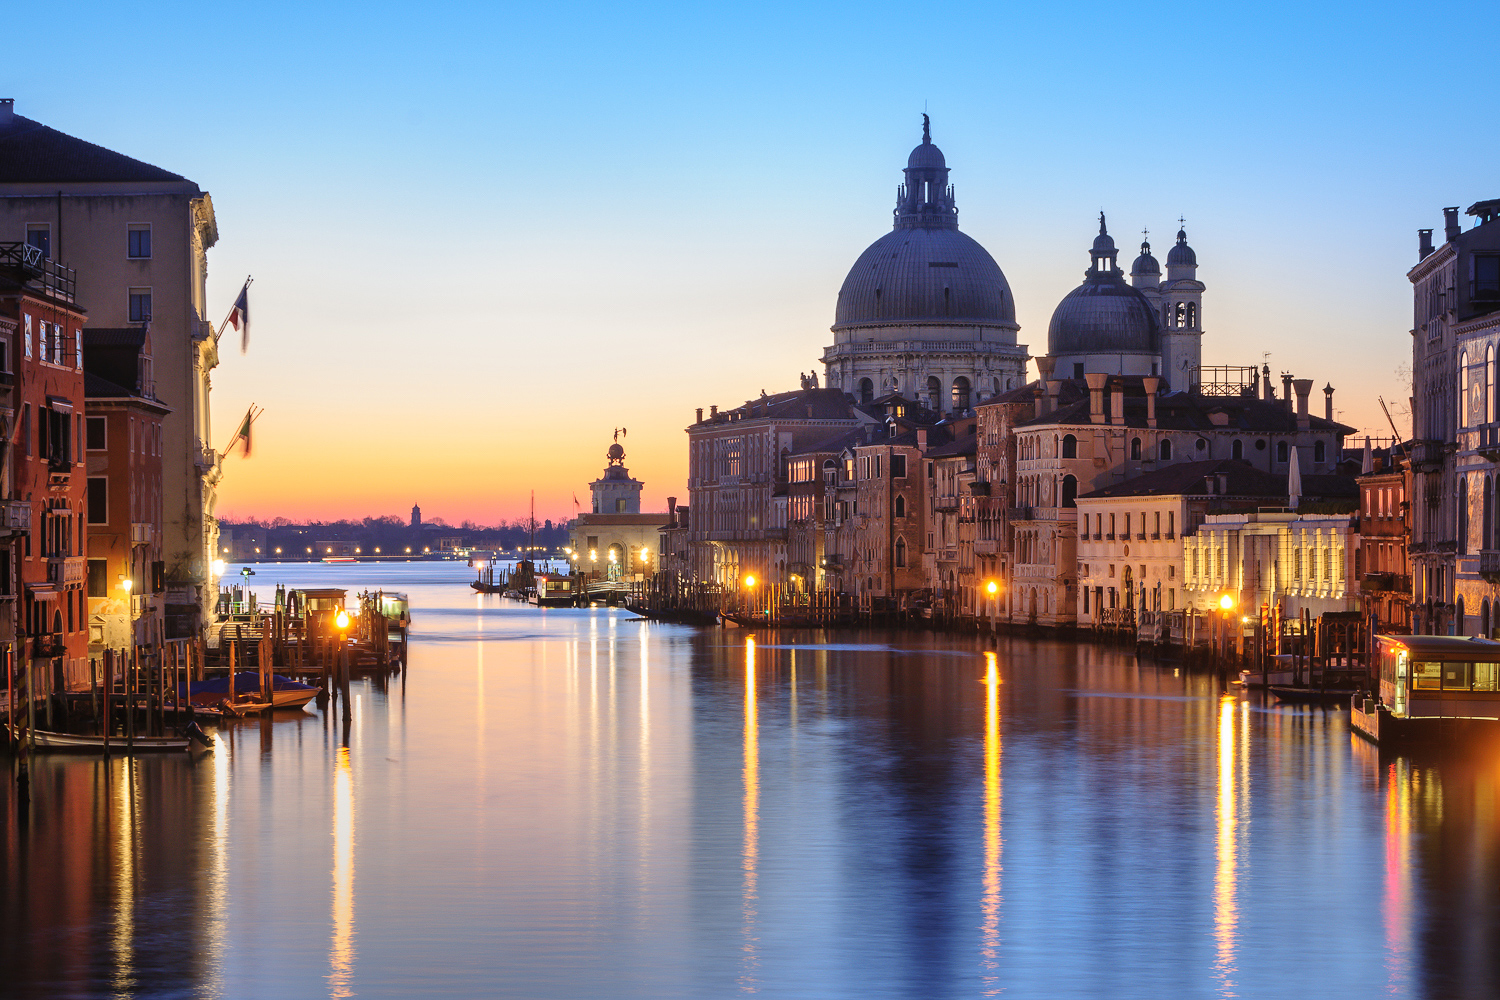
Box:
[0,244,90,689]
[569,441,669,580]
[848,409,935,599]
[685,388,862,587]
[921,419,979,612]
[979,371,1353,627]
[1076,459,1357,627]
[1182,506,1359,620]
[821,119,1028,409]
[1408,199,1500,635]
[82,328,170,650]
[1354,444,1412,635]
[0,99,223,637]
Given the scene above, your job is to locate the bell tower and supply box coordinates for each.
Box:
[590,442,644,514]
[1160,224,1204,391]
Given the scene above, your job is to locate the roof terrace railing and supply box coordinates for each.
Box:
[0,242,76,303]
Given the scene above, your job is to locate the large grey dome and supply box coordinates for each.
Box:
[834,226,1016,329]
[1048,276,1160,355]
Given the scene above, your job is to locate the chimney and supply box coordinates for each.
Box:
[710,404,718,418]
[1034,383,1049,417]
[1262,363,1273,400]
[1445,206,1461,243]
[0,99,12,127]
[696,407,703,423]
[1109,380,1125,426]
[1294,379,1313,430]
[1085,373,1108,425]
[667,497,677,526]
[1419,228,1434,260]
[1046,379,1061,416]
[1143,376,1160,427]
[1036,356,1056,381]
[917,427,928,450]
[1323,383,1334,422]
[1282,373,1294,412]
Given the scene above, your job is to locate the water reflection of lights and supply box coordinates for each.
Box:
[980,652,1003,994]
[112,760,137,996]
[329,746,356,998]
[1211,695,1240,994]
[205,734,232,997]
[1383,759,1413,995]
[740,637,760,993]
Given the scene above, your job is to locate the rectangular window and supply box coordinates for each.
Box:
[87,477,107,524]
[128,223,151,259]
[128,287,152,324]
[614,498,626,513]
[25,224,49,259]
[23,314,31,359]
[87,558,108,598]
[891,454,906,478]
[1473,254,1500,302]
[874,455,881,478]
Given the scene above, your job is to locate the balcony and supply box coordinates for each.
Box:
[46,556,86,586]
[968,482,991,497]
[31,634,65,659]
[1008,506,1033,521]
[1361,572,1412,593]
[1478,423,1500,459]
[0,499,29,534]
[0,243,75,302]
[1482,550,1500,580]
[1410,439,1448,472]
[934,495,961,512]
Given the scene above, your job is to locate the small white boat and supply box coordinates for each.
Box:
[6,724,195,753]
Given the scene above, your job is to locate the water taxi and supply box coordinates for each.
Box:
[1354,635,1500,743]
[532,574,576,607]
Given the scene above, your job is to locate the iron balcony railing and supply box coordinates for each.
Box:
[0,242,75,303]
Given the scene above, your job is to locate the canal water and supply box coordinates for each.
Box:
[3,562,1499,999]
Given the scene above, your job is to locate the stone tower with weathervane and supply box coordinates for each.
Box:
[591,442,644,514]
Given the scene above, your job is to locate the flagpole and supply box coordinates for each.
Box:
[219,404,262,460]
[213,276,253,343]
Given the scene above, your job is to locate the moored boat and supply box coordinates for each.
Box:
[181,672,319,710]
[6,723,197,753]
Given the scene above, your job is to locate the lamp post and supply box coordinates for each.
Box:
[1216,592,1236,688]
[985,579,1000,634]
[743,573,757,615]
[336,610,352,723]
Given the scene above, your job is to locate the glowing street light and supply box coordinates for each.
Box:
[120,576,132,593]
[1218,593,1235,611]
[336,610,350,630]
[212,558,226,578]
[985,580,999,596]
[743,574,756,589]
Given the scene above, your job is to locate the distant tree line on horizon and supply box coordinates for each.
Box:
[219,514,572,551]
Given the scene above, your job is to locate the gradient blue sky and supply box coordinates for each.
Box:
[6,1,1497,522]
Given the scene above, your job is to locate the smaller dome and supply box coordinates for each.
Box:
[908,140,946,170]
[606,442,625,462]
[1093,231,1117,256]
[1131,241,1160,275]
[1167,228,1197,267]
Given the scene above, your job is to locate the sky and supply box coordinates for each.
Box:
[5,1,1498,524]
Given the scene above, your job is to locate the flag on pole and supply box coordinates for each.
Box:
[233,407,254,457]
[227,283,250,353]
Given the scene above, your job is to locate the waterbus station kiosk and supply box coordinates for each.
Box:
[1355,635,1500,743]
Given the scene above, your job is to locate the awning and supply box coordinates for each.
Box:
[26,585,58,601]
[45,395,72,412]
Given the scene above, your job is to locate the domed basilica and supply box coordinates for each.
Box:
[822,119,1208,402]
[821,116,1029,411]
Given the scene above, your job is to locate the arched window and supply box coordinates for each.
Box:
[1483,598,1492,639]
[895,537,906,568]
[1460,352,1469,430]
[1314,440,1326,463]
[1062,475,1078,508]
[1196,438,1208,453]
[895,495,906,518]
[927,375,941,407]
[1174,302,1185,328]
[1456,596,1466,637]
[1231,439,1243,460]
[1061,434,1077,459]
[952,376,971,413]
[1159,439,1172,461]
[1276,441,1289,463]
[1489,346,1496,423]
[1486,475,1494,550]
[1459,474,1470,555]
[1185,302,1196,327]
[1131,437,1142,460]
[859,377,874,404]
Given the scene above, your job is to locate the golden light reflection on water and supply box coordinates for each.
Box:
[329,746,356,998]
[740,637,760,993]
[205,733,232,998]
[111,761,137,996]
[1383,758,1413,995]
[979,652,1002,995]
[1211,695,1240,995]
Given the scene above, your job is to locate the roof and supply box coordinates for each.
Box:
[0,111,192,185]
[925,430,977,458]
[834,225,1016,330]
[1018,378,1357,435]
[696,387,854,428]
[1378,635,1500,659]
[1077,458,1358,501]
[82,328,147,347]
[572,513,671,526]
